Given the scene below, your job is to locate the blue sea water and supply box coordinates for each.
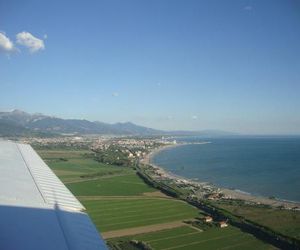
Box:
[152,137,300,202]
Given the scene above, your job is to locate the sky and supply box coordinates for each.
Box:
[1,0,300,134]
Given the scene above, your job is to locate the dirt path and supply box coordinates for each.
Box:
[78,195,171,201]
[63,173,132,184]
[142,191,171,198]
[101,220,189,239]
[77,192,176,201]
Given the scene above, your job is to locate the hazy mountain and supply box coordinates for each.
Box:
[0,110,162,136]
[0,119,30,136]
[0,110,236,137]
[0,109,43,126]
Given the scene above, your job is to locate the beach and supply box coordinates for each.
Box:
[141,143,300,210]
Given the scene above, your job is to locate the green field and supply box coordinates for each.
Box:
[217,203,300,240]
[38,149,155,196]
[83,198,199,232]
[110,226,276,250]
[37,149,131,182]
[67,174,156,196]
[37,149,91,159]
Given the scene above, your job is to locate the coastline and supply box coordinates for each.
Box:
[141,143,300,209]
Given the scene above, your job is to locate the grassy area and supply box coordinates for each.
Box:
[110,226,276,250]
[82,198,199,232]
[37,149,154,195]
[216,202,300,240]
[37,149,91,159]
[37,149,131,182]
[67,174,156,196]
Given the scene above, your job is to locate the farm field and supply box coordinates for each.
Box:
[82,198,199,232]
[109,226,276,250]
[37,149,91,159]
[67,174,156,196]
[37,149,131,182]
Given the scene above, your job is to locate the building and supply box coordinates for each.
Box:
[0,140,107,250]
[219,221,229,228]
[128,152,134,158]
[204,216,213,222]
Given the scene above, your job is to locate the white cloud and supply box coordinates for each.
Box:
[244,5,253,11]
[192,115,198,120]
[112,92,119,97]
[16,31,45,53]
[0,32,14,53]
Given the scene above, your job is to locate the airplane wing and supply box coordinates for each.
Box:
[0,140,107,250]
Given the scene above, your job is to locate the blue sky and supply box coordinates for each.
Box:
[1,0,299,134]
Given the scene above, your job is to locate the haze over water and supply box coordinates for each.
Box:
[152,137,300,202]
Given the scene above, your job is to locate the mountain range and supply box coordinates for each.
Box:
[0,109,236,137]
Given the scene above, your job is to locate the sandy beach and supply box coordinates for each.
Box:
[141,143,300,209]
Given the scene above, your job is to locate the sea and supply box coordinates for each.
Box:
[151,136,300,202]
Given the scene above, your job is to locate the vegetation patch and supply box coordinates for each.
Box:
[215,201,300,240]
[108,226,275,250]
[93,145,132,167]
[67,174,156,196]
[37,149,131,182]
[82,198,199,232]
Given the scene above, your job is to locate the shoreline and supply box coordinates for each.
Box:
[141,143,300,209]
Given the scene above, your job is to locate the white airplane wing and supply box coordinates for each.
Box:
[0,140,107,250]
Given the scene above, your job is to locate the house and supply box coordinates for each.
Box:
[204,216,213,222]
[128,153,134,158]
[219,221,228,228]
[207,193,221,200]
